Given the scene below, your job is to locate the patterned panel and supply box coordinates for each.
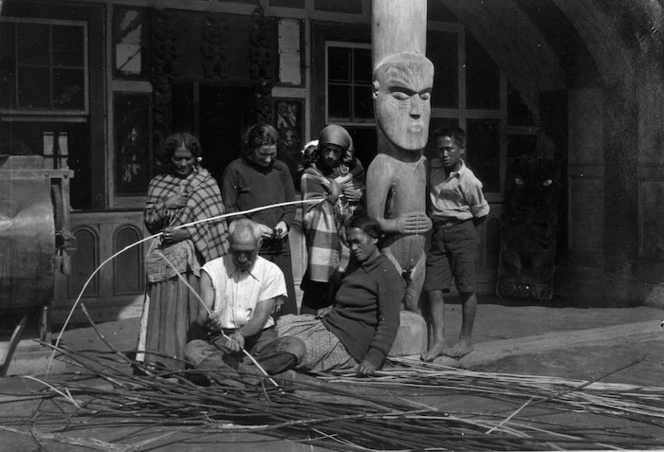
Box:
[113,225,144,295]
[639,181,664,259]
[68,227,99,298]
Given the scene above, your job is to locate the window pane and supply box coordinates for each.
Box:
[467,119,501,192]
[427,31,458,108]
[53,68,85,109]
[52,25,84,67]
[353,48,371,83]
[353,85,374,120]
[507,82,536,126]
[270,0,304,7]
[328,46,350,82]
[17,23,50,65]
[466,34,500,109]
[346,127,377,170]
[0,23,16,109]
[328,84,351,120]
[18,67,50,109]
[315,0,361,14]
[113,8,150,78]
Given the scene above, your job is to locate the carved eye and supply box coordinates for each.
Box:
[515,177,525,186]
[392,92,409,100]
[543,179,552,187]
[420,92,431,101]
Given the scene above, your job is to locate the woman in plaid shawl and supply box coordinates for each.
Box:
[300,124,365,315]
[138,132,229,372]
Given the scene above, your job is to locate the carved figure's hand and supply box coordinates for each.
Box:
[395,212,432,234]
[329,179,342,203]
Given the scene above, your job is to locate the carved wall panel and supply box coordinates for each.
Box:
[113,225,144,295]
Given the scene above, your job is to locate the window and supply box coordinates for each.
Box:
[326,43,373,124]
[0,18,88,114]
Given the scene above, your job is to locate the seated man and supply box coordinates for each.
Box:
[185,219,305,387]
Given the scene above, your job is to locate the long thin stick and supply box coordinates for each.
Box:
[47,198,322,374]
[153,250,280,388]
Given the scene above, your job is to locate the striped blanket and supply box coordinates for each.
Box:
[144,167,229,262]
[300,164,363,282]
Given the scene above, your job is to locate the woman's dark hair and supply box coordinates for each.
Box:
[346,214,381,239]
[242,123,278,156]
[162,132,202,165]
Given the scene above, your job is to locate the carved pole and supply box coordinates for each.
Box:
[368,0,434,311]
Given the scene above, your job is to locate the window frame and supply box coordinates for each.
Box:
[324,41,374,127]
[0,16,89,117]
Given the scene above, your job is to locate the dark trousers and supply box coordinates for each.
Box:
[260,237,298,316]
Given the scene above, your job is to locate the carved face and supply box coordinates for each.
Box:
[373,53,434,152]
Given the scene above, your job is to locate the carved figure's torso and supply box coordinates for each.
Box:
[367,153,427,267]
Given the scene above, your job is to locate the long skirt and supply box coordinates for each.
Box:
[137,273,200,371]
[277,314,356,374]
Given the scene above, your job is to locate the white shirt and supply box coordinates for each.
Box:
[202,254,287,330]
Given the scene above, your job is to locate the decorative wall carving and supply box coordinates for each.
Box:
[200,14,229,81]
[249,6,276,123]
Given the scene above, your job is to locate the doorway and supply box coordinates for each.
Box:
[171,84,255,185]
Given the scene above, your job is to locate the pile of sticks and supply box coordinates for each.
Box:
[1,344,663,451]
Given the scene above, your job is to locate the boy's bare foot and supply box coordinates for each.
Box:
[443,340,474,359]
[421,341,450,362]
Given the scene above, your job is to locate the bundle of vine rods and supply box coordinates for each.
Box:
[1,344,663,451]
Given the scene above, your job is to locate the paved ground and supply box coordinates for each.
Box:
[1,296,663,451]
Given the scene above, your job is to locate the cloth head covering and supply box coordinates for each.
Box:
[318,125,353,152]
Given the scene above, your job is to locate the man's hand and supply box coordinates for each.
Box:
[356,360,378,377]
[226,332,245,352]
[204,316,222,335]
[395,212,432,234]
[273,221,289,240]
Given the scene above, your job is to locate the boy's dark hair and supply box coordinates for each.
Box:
[433,125,466,148]
[346,214,381,239]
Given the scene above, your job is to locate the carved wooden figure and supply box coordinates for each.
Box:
[367,0,433,310]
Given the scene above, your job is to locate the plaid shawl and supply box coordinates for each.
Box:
[301,164,362,282]
[144,167,229,262]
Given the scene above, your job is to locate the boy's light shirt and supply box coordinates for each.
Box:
[429,159,490,221]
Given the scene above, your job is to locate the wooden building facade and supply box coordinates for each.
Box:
[1,0,663,323]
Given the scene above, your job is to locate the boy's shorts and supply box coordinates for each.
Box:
[423,219,480,294]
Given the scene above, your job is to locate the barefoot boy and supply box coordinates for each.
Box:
[422,126,489,361]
